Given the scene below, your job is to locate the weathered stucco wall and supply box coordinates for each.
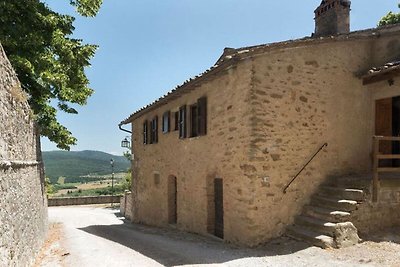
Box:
[128,27,400,246]
[0,45,48,266]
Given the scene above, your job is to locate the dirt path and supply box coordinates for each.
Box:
[35,206,400,267]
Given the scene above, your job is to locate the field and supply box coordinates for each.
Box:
[49,172,129,197]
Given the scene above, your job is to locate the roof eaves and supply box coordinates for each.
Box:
[120,24,400,125]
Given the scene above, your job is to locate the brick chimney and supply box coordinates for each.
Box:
[314,0,351,37]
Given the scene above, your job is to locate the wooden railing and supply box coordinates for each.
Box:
[372,136,400,202]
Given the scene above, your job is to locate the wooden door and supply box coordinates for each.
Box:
[214,178,224,239]
[375,98,393,167]
[168,176,177,224]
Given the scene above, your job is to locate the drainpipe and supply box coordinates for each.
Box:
[118,123,132,134]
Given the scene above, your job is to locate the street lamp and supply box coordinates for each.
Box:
[110,158,114,207]
[121,137,131,149]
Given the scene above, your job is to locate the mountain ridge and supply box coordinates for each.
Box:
[43,150,130,184]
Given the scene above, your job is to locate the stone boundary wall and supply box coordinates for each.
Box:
[0,44,48,266]
[120,191,132,220]
[352,179,400,236]
[48,195,121,206]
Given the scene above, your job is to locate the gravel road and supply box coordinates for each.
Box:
[35,205,400,267]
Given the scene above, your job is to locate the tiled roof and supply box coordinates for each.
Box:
[367,61,400,75]
[362,61,400,85]
[120,23,400,125]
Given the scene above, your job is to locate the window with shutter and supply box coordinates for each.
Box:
[162,111,170,134]
[174,112,179,131]
[179,105,187,139]
[197,97,207,136]
[143,120,148,144]
[190,104,198,137]
[150,116,158,144]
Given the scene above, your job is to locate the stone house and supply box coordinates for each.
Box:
[120,0,400,247]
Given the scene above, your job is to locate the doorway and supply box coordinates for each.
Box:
[214,178,224,239]
[168,175,177,224]
[375,96,400,167]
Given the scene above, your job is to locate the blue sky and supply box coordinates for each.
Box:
[41,0,398,155]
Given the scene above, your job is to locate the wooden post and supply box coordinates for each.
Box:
[372,136,380,202]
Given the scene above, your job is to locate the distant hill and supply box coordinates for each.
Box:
[43,150,130,184]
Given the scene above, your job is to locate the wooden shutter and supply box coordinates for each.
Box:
[167,111,170,133]
[174,112,179,131]
[143,120,148,144]
[179,105,187,138]
[155,116,158,143]
[197,97,207,136]
[189,104,198,137]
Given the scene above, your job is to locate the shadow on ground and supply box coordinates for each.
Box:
[360,226,400,244]
[78,210,311,266]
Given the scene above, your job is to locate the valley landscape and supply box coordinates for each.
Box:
[43,150,131,197]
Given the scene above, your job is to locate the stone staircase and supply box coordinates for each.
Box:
[286,183,366,248]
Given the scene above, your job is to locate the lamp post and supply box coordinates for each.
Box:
[110,158,114,207]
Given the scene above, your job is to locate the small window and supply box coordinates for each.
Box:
[162,111,170,133]
[197,97,207,136]
[189,97,207,138]
[150,116,158,144]
[143,120,148,144]
[174,112,179,131]
[190,104,198,137]
[179,105,187,139]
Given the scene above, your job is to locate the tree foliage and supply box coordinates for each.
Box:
[0,0,102,149]
[379,3,400,26]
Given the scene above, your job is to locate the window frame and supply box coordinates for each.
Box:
[143,120,148,145]
[162,111,170,134]
[178,105,187,139]
[150,116,158,144]
[174,111,179,131]
[189,104,199,137]
[197,96,207,136]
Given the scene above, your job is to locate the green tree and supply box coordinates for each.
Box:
[0,0,103,150]
[122,150,132,191]
[379,3,400,26]
[45,176,55,195]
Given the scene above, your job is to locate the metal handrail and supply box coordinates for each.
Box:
[372,135,400,202]
[283,143,328,194]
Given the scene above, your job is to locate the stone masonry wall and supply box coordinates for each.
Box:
[120,191,133,220]
[128,28,400,246]
[352,185,400,236]
[245,33,400,245]
[0,45,48,266]
[130,60,257,245]
[48,196,121,207]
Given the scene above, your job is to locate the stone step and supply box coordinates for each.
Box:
[295,215,337,236]
[304,205,351,223]
[319,186,365,202]
[332,176,372,190]
[311,196,358,212]
[286,225,335,249]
